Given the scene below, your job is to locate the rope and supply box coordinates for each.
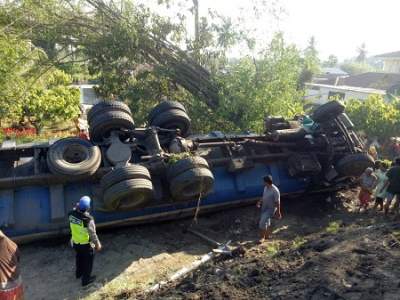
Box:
[191,170,204,226]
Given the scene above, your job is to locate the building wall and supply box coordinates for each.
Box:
[383,58,400,73]
[306,86,379,104]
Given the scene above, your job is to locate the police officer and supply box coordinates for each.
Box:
[69,196,102,286]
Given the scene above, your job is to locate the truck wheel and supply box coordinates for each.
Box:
[312,100,345,123]
[103,178,153,210]
[87,101,132,123]
[101,165,151,191]
[148,101,187,123]
[150,109,191,137]
[47,138,101,177]
[89,111,135,142]
[169,167,214,201]
[167,156,209,180]
[335,153,375,177]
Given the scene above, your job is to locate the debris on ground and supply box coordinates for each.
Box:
[21,189,400,300]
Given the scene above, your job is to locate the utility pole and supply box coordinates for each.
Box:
[193,0,199,62]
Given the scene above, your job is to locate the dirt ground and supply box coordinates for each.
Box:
[20,190,400,300]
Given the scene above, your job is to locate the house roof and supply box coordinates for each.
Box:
[305,83,386,95]
[337,72,400,92]
[321,67,348,76]
[375,51,400,58]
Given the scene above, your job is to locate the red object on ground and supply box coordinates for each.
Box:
[359,188,372,208]
[0,281,24,300]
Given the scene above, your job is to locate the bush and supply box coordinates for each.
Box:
[346,95,400,141]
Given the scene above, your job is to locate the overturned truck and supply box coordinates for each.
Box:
[0,100,374,241]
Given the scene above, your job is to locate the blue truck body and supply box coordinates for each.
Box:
[0,101,374,242]
[0,162,307,240]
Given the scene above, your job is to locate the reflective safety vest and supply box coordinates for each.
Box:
[69,211,90,245]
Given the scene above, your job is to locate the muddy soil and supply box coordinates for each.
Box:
[20,190,400,300]
[146,190,400,300]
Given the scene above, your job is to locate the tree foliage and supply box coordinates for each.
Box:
[298,36,320,88]
[212,33,305,132]
[1,1,312,134]
[323,55,338,67]
[356,43,367,63]
[0,33,46,123]
[346,95,400,140]
[0,29,79,132]
[23,70,80,133]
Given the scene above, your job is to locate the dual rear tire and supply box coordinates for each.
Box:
[148,101,191,137]
[100,165,154,211]
[167,156,214,201]
[88,101,135,142]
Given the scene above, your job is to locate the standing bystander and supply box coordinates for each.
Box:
[373,161,388,211]
[358,167,377,212]
[256,175,282,243]
[382,158,400,215]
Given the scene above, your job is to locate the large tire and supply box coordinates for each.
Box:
[312,101,345,123]
[167,156,209,180]
[169,167,214,201]
[335,153,375,177]
[101,165,151,191]
[47,138,101,177]
[87,101,131,124]
[103,178,153,210]
[150,109,191,137]
[89,111,135,142]
[148,101,187,123]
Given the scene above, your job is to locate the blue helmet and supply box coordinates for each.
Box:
[79,196,91,211]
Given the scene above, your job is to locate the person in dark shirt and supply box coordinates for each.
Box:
[69,196,102,286]
[382,157,400,215]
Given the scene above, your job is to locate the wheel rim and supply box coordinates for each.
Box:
[62,144,89,164]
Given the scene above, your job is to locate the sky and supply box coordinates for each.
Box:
[140,0,400,61]
[278,0,400,60]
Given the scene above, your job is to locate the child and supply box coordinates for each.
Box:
[358,167,377,211]
[373,161,388,211]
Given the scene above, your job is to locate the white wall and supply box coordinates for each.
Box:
[305,86,379,104]
[383,58,400,73]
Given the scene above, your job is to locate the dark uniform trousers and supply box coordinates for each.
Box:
[73,243,94,284]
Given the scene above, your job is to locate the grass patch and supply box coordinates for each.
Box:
[167,152,193,164]
[292,236,307,249]
[326,221,342,234]
[265,241,280,256]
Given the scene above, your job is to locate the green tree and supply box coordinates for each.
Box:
[346,95,400,140]
[356,43,367,63]
[213,33,305,132]
[23,70,81,134]
[323,54,338,67]
[0,33,46,125]
[340,61,375,75]
[298,36,320,88]
[1,1,306,134]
